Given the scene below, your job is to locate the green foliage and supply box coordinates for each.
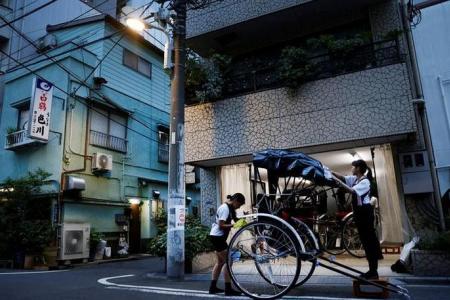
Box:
[383,29,403,41]
[279,32,373,93]
[148,211,213,261]
[0,169,54,256]
[278,46,314,94]
[185,50,231,103]
[90,228,104,248]
[6,126,17,134]
[417,230,450,254]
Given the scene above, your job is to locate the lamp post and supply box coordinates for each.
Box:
[126,0,187,279]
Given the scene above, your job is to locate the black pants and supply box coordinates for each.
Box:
[353,204,383,269]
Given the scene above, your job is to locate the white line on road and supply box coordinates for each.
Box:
[0,270,69,275]
[97,274,376,300]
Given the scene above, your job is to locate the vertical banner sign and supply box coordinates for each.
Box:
[28,78,53,141]
[175,205,185,230]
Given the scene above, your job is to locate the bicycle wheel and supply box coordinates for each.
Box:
[342,216,366,258]
[318,217,346,256]
[290,217,318,287]
[227,221,300,300]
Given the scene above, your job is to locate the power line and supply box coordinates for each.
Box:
[0,0,59,30]
[5,29,124,73]
[4,1,165,71]
[3,0,43,18]
[4,1,153,69]
[1,13,168,140]
[0,47,164,144]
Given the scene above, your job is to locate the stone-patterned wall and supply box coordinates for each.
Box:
[369,0,403,41]
[185,63,416,163]
[200,167,218,226]
[187,0,310,38]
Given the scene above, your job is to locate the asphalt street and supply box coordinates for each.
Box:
[0,257,449,300]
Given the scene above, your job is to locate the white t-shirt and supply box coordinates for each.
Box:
[344,175,371,205]
[210,203,231,236]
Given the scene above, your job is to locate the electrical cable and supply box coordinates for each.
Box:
[2,22,166,140]
[0,46,164,144]
[4,1,155,69]
[0,0,58,29]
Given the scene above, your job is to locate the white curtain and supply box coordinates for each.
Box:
[219,164,252,216]
[374,144,405,244]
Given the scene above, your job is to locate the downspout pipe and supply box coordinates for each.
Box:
[400,0,446,230]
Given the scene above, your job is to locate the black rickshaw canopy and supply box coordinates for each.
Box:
[252,149,335,186]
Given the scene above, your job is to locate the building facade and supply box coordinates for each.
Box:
[0,6,200,257]
[412,0,450,227]
[185,0,446,241]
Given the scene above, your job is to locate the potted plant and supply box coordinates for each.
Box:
[147,210,213,273]
[0,169,54,269]
[185,50,231,103]
[278,46,315,95]
[6,126,18,145]
[411,230,450,276]
[89,228,104,261]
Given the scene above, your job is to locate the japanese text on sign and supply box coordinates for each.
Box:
[28,78,53,141]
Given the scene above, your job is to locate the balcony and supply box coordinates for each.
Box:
[90,130,127,153]
[158,143,169,163]
[187,0,386,56]
[5,130,45,150]
[188,39,402,104]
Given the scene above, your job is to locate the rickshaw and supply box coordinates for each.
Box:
[226,149,409,299]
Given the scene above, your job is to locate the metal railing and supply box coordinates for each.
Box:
[5,129,28,148]
[90,130,127,153]
[158,143,169,163]
[222,39,402,99]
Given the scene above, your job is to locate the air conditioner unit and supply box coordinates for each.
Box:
[59,223,90,260]
[36,34,57,52]
[92,152,113,171]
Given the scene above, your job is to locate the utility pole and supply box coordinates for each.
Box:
[167,0,187,279]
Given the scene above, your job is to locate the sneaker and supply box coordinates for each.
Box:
[225,289,242,296]
[209,286,224,294]
[359,271,379,280]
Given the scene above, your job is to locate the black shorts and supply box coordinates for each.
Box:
[209,235,228,252]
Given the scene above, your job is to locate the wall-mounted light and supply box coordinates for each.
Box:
[186,196,192,205]
[128,198,141,205]
[152,190,161,199]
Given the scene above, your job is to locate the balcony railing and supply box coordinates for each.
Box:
[222,39,402,99]
[5,129,44,150]
[158,143,169,163]
[90,130,127,153]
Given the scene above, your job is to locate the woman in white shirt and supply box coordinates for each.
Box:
[333,160,383,280]
[209,193,245,295]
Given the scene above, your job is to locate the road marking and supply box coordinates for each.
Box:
[97,274,376,299]
[0,270,69,275]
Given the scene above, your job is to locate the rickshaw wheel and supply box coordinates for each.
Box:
[227,221,300,300]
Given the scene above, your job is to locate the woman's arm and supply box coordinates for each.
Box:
[218,220,233,230]
[332,171,345,181]
[332,173,354,194]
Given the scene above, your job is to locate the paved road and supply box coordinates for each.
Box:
[1,258,449,300]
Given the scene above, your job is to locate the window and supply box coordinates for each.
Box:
[123,49,152,78]
[158,126,169,163]
[18,107,29,131]
[90,107,127,152]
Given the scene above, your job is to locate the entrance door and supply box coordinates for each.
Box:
[129,204,141,253]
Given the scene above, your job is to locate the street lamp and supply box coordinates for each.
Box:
[126,0,187,279]
[125,17,173,70]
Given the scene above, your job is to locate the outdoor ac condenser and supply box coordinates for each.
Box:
[59,223,90,261]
